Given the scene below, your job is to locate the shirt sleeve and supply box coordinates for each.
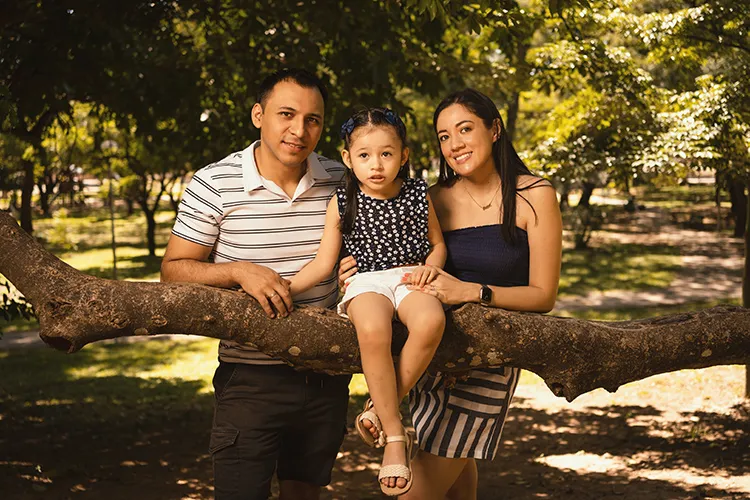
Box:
[171,167,224,247]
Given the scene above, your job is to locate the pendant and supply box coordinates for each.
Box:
[482,202,492,210]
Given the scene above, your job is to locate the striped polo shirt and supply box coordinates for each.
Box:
[172,141,345,365]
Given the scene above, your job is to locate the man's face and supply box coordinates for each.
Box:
[251,80,325,168]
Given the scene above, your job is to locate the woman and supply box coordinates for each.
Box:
[340,88,562,499]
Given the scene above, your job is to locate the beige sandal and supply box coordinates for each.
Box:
[355,398,386,448]
[378,432,414,497]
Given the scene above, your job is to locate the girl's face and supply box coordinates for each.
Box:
[435,104,498,179]
[342,125,409,199]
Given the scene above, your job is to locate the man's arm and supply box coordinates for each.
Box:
[161,235,293,318]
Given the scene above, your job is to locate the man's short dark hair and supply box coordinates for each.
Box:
[256,68,328,108]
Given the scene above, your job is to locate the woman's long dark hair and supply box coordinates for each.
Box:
[433,88,543,243]
[339,107,410,234]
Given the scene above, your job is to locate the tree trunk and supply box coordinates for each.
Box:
[144,208,157,257]
[578,181,596,208]
[729,179,746,238]
[506,92,520,143]
[559,183,570,211]
[744,179,750,398]
[37,181,50,217]
[0,211,748,403]
[20,159,34,233]
[715,172,723,232]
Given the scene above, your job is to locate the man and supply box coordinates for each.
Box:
[161,69,349,500]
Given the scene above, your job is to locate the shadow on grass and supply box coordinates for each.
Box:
[334,396,750,500]
[78,254,163,280]
[0,340,217,499]
[559,243,681,296]
[4,342,747,499]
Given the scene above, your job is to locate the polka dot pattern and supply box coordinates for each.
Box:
[337,178,430,273]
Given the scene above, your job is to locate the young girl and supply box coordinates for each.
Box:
[290,107,447,496]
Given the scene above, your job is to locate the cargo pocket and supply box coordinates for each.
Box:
[209,426,240,455]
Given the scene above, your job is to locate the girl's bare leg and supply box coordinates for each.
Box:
[395,292,445,399]
[346,293,406,490]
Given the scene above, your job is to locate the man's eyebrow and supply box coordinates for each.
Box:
[278,106,322,120]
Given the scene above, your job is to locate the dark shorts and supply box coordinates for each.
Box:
[210,361,351,500]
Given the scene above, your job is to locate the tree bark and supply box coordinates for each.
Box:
[577,181,596,208]
[729,179,747,238]
[0,211,748,403]
[744,179,750,398]
[506,92,520,142]
[20,159,34,233]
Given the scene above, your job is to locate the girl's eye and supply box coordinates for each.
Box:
[438,135,448,142]
[359,153,368,159]
[460,126,471,133]
[382,152,391,157]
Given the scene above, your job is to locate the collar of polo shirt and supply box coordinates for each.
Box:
[241,140,331,198]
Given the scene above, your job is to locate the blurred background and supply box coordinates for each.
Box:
[1,1,748,498]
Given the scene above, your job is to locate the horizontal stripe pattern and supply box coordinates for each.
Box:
[172,143,345,365]
[409,366,520,459]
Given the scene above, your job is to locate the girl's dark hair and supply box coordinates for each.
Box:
[339,107,410,234]
[433,88,543,243]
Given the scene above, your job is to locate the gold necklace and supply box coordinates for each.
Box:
[463,179,501,211]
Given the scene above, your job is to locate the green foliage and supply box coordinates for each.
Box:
[1,279,35,324]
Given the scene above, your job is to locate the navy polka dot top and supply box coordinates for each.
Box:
[337,178,431,273]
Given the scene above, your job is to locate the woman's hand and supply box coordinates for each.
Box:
[338,255,358,289]
[404,267,478,305]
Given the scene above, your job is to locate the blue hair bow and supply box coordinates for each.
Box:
[340,118,356,140]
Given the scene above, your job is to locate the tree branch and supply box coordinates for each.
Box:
[0,211,748,402]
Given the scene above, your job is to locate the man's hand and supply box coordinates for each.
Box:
[233,262,293,318]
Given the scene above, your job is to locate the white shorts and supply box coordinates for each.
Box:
[337,266,418,318]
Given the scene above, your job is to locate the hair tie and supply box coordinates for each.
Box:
[339,117,356,140]
[383,109,404,131]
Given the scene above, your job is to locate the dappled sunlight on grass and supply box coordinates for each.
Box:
[556,298,742,321]
[349,373,368,396]
[559,243,681,296]
[60,246,164,281]
[62,338,217,390]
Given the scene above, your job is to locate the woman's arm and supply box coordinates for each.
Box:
[289,196,343,295]
[412,185,562,312]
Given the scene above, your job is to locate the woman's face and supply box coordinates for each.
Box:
[435,104,497,178]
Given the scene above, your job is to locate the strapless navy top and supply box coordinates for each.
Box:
[443,224,529,287]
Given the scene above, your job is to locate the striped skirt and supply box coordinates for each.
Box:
[408,366,520,460]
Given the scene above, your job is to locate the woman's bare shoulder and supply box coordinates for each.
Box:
[517,174,553,190]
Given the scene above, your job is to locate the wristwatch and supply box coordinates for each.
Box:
[479,284,492,305]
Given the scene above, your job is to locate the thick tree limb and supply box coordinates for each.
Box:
[1,212,749,402]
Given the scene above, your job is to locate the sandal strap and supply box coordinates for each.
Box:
[385,435,407,444]
[358,409,386,447]
[378,464,411,481]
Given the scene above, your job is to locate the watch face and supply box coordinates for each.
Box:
[480,285,492,303]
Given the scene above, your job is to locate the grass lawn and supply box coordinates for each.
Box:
[558,242,681,297]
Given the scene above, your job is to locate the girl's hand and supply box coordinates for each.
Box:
[338,255,358,289]
[405,267,477,305]
[405,265,440,288]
